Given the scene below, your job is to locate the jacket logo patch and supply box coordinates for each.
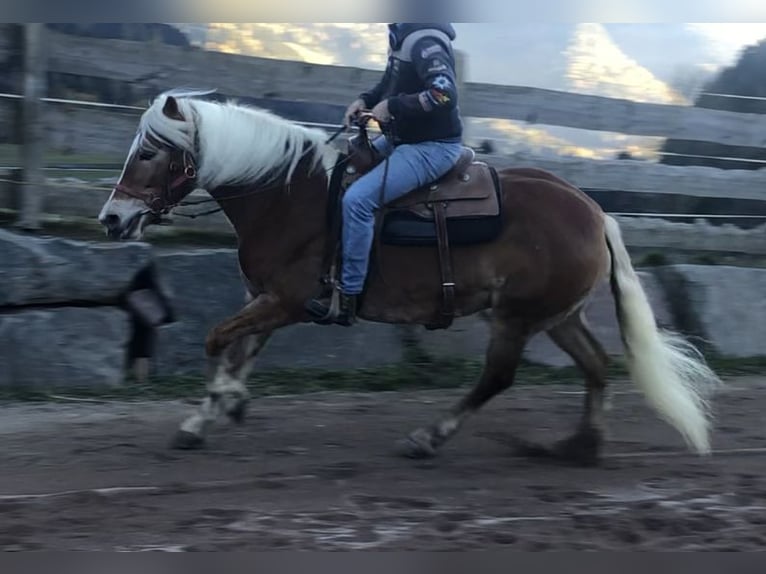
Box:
[430,90,450,104]
[421,44,443,59]
[432,75,452,90]
[428,59,448,73]
[428,75,452,105]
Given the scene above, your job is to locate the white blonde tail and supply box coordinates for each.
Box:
[604,215,721,454]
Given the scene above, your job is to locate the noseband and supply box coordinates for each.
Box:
[114,137,198,215]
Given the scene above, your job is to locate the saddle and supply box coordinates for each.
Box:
[379,147,503,247]
[324,133,504,329]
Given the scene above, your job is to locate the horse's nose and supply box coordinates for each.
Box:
[100,213,122,237]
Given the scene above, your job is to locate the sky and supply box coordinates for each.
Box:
[175,23,766,159]
[192,23,766,88]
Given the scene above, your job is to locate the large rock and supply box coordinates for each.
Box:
[653,265,766,358]
[525,270,673,367]
[416,270,673,368]
[258,322,405,371]
[151,248,406,376]
[0,307,130,388]
[0,228,152,308]
[415,315,490,363]
[151,249,245,376]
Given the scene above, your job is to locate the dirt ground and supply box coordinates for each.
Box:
[1,375,766,551]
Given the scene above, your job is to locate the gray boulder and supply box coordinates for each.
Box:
[151,249,245,376]
[417,271,673,368]
[0,228,152,308]
[653,265,766,358]
[526,270,674,367]
[0,307,130,388]
[258,322,406,371]
[150,248,408,376]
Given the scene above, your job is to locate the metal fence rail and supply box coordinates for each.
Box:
[1,91,764,226]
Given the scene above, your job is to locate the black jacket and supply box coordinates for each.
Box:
[359,23,463,145]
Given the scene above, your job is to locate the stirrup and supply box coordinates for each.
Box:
[306,280,343,324]
[320,284,343,322]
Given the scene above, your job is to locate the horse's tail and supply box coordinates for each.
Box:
[603,214,721,455]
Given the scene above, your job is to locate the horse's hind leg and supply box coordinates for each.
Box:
[397,317,527,459]
[545,309,610,465]
[172,331,272,449]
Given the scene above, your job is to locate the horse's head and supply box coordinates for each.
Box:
[99,94,200,240]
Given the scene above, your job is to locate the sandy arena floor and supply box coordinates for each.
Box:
[0,376,764,551]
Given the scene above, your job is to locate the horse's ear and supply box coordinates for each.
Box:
[163,95,184,120]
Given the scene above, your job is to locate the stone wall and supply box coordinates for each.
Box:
[143,249,766,377]
[0,228,156,389]
[1,228,764,390]
[653,265,766,358]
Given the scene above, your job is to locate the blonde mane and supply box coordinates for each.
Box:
[136,89,338,190]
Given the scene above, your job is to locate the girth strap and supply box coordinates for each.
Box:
[432,200,455,328]
[319,155,350,288]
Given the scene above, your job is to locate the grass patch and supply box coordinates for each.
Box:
[639,252,669,267]
[1,354,764,404]
[704,355,766,376]
[0,358,619,403]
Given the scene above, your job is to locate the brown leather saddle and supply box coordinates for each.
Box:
[380,147,502,242]
[325,124,504,329]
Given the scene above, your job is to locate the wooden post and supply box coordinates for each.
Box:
[453,49,470,144]
[454,48,466,92]
[16,23,47,231]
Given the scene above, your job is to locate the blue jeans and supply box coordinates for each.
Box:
[341,136,464,295]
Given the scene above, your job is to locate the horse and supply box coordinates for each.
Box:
[98,88,721,464]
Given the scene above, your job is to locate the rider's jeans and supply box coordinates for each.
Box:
[340,135,464,295]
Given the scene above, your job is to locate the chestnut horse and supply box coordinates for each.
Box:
[98,89,721,464]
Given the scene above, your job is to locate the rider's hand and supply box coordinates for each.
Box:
[371,99,392,124]
[343,98,366,128]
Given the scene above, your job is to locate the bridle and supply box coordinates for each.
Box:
[113,132,199,216]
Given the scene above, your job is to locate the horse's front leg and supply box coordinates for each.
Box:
[205,292,291,357]
[172,332,271,449]
[172,293,293,450]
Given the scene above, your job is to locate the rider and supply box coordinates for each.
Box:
[306,22,465,326]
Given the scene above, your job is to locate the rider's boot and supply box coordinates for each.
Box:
[305,290,357,327]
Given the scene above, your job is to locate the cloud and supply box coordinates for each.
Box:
[202,23,389,68]
[467,118,608,159]
[564,23,688,105]
[177,23,751,159]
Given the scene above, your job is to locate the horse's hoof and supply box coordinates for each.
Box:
[171,430,205,450]
[395,429,438,459]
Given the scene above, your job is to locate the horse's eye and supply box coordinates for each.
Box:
[138,151,155,161]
